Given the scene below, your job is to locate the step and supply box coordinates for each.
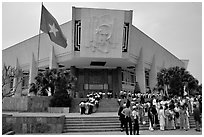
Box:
[63,114,197,133]
[64,119,196,125]
[63,125,196,133]
[65,122,120,126]
[65,117,119,120]
[65,118,119,122]
[65,118,195,123]
[63,126,156,133]
[66,120,119,124]
[64,123,152,128]
[65,125,120,129]
[63,128,121,133]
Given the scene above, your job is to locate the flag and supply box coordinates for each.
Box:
[40,5,67,48]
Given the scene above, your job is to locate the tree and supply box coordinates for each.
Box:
[33,68,77,107]
[2,65,23,99]
[157,66,199,97]
[34,69,55,96]
[157,68,170,96]
[196,84,202,95]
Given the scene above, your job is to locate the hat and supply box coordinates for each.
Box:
[132,106,136,109]
[123,103,126,107]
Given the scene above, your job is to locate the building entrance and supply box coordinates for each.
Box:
[77,68,114,97]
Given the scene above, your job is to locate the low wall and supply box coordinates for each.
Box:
[48,107,70,113]
[2,97,29,111]
[2,96,52,112]
[2,114,13,134]
[28,96,52,112]
[4,114,65,134]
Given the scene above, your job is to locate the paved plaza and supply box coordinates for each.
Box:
[64,129,202,135]
[15,129,202,135]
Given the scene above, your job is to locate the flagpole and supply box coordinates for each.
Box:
[37,2,43,73]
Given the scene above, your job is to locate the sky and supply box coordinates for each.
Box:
[2,2,202,84]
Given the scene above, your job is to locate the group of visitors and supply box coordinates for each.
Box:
[120,90,162,102]
[118,91,202,135]
[118,100,140,135]
[78,92,101,114]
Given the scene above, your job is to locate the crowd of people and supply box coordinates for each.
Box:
[118,91,202,135]
[78,92,102,114]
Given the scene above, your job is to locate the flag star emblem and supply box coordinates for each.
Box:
[49,23,58,37]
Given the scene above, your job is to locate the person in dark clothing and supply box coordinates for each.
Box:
[122,102,132,135]
[88,103,93,114]
[132,106,140,135]
[118,103,125,131]
[152,105,159,127]
[193,104,201,131]
[198,96,202,114]
[148,104,154,130]
[140,95,145,104]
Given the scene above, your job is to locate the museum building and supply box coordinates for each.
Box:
[2,7,188,98]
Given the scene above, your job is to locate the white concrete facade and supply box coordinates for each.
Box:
[2,7,187,96]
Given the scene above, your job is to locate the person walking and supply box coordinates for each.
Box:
[174,103,180,129]
[138,103,144,124]
[169,108,176,130]
[193,104,201,132]
[152,105,158,128]
[179,105,188,130]
[164,104,172,130]
[121,101,132,135]
[118,103,126,132]
[158,106,166,131]
[148,104,154,131]
[132,106,140,135]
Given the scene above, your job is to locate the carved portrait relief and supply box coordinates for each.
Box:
[87,15,117,53]
[80,8,124,58]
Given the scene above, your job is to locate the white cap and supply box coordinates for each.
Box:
[132,106,136,109]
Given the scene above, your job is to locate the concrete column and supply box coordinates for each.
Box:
[13,58,22,96]
[70,66,77,98]
[112,67,122,98]
[117,67,122,98]
[135,47,146,93]
[29,53,37,85]
[149,54,157,91]
[49,45,58,69]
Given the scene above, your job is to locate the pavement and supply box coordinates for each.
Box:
[15,129,202,135]
[63,129,202,135]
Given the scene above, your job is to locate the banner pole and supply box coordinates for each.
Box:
[37,2,43,73]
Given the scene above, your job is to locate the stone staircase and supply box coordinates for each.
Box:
[65,98,197,133]
[63,115,196,133]
[63,116,121,132]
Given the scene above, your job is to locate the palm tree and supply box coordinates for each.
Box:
[34,68,76,107]
[157,66,199,97]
